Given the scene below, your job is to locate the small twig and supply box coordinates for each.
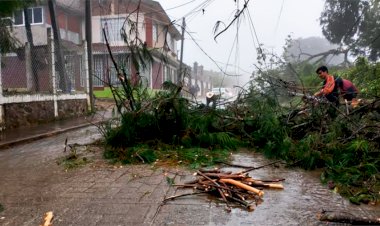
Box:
[253,178,285,183]
[240,160,283,174]
[198,168,222,173]
[163,191,208,202]
[215,161,253,169]
[226,195,250,208]
[151,172,178,224]
[202,173,247,179]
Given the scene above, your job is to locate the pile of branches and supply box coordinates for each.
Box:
[166,167,284,211]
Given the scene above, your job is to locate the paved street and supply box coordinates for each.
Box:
[0,126,180,226]
[0,124,379,226]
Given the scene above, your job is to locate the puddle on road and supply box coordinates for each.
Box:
[212,151,379,225]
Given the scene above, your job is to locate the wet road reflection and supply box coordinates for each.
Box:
[216,151,379,225]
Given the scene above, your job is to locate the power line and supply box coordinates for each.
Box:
[164,0,197,12]
[181,22,239,77]
[273,0,285,37]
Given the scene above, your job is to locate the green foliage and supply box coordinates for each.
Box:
[344,57,380,97]
[104,145,156,164]
[166,177,175,185]
[105,112,159,148]
[320,0,380,61]
[244,58,380,203]
[104,145,231,169]
[0,0,36,54]
[196,132,240,149]
[56,147,90,170]
[0,203,4,212]
[176,148,230,169]
[0,0,36,16]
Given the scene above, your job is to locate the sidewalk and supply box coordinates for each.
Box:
[0,109,112,149]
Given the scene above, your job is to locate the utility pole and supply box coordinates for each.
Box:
[178,17,186,84]
[86,0,94,111]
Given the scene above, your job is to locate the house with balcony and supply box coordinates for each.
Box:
[0,1,88,129]
[3,0,85,93]
[91,0,181,90]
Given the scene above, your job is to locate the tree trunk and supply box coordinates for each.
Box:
[47,0,70,93]
[23,7,39,91]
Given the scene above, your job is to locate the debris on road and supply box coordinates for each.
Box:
[318,210,380,225]
[40,211,53,226]
[165,168,285,211]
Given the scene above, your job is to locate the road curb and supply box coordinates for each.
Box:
[0,120,105,150]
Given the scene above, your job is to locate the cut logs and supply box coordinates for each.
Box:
[169,169,284,211]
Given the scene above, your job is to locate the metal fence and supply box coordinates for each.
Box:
[1,29,88,95]
[0,27,90,130]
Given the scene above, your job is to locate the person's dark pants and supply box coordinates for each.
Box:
[325,93,339,106]
[342,87,357,101]
[325,93,339,118]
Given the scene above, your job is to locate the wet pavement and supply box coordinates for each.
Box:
[0,105,113,149]
[0,109,379,225]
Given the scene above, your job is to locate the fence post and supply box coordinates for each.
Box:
[0,52,4,130]
[25,42,34,91]
[83,40,91,111]
[48,28,58,117]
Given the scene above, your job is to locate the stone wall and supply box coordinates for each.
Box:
[57,99,88,119]
[4,100,88,129]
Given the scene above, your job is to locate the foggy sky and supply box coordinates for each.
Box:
[158,0,324,86]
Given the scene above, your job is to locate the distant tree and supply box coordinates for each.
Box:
[283,36,345,65]
[320,0,380,61]
[0,1,23,54]
[0,0,35,54]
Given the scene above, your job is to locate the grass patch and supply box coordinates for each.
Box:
[94,87,165,99]
[57,156,90,169]
[103,145,231,169]
[94,87,113,99]
[0,203,4,212]
[56,145,94,170]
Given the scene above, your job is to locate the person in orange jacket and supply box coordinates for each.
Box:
[314,66,340,105]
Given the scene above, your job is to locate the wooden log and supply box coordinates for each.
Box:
[40,211,53,226]
[220,178,264,197]
[248,178,286,183]
[263,183,283,189]
[319,211,380,225]
[203,173,247,179]
[243,178,284,189]
[198,168,222,173]
[196,171,232,209]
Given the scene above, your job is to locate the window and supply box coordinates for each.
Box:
[140,62,152,88]
[102,18,126,42]
[13,7,43,25]
[166,33,173,50]
[164,65,171,82]
[152,23,158,43]
[109,54,130,86]
[93,56,104,87]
